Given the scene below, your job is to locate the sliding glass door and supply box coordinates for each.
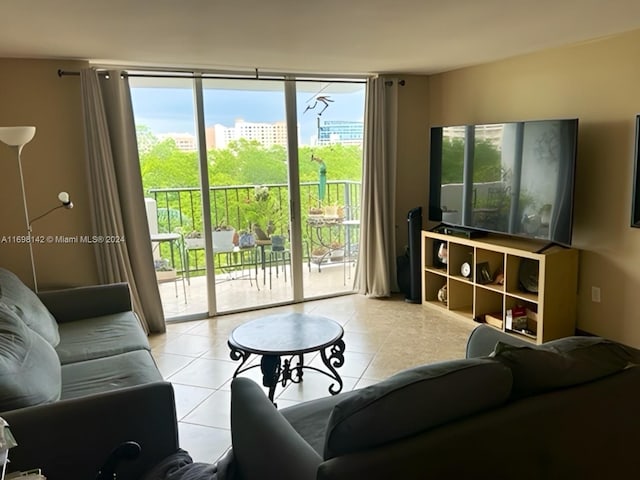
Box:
[130,74,365,320]
[201,79,293,312]
[294,81,365,298]
[130,77,203,319]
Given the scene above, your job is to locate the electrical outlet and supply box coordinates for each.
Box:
[591,286,601,303]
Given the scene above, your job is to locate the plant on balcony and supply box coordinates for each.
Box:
[243,185,285,240]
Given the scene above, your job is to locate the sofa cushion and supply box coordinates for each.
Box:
[55,312,151,365]
[323,358,512,459]
[281,390,357,457]
[0,302,61,410]
[61,349,163,400]
[490,337,632,397]
[0,268,59,346]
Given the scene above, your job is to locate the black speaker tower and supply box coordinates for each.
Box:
[406,206,422,303]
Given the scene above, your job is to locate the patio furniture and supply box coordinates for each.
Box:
[265,235,291,289]
[184,233,260,289]
[151,233,186,300]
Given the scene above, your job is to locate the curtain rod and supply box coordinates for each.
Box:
[57,68,368,84]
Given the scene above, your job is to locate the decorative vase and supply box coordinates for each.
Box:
[271,235,286,251]
[239,232,256,248]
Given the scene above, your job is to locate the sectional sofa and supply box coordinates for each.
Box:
[230,325,640,480]
[0,268,178,480]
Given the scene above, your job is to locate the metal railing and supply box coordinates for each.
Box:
[147,180,361,275]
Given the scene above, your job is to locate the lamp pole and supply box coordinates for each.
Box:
[0,127,37,290]
[16,144,39,292]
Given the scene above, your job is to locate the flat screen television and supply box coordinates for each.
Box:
[428,118,578,246]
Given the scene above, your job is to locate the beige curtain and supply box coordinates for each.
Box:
[354,76,399,297]
[80,68,165,334]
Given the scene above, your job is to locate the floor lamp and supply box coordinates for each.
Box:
[0,126,37,290]
[0,126,73,292]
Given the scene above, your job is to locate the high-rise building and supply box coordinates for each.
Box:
[317,120,363,146]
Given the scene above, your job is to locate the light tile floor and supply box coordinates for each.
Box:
[149,293,477,464]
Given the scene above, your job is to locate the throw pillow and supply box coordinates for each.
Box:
[0,302,62,410]
[543,335,640,363]
[490,338,631,398]
[0,267,60,346]
[324,358,512,459]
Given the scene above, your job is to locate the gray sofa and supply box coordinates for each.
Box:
[0,268,178,480]
[230,324,640,480]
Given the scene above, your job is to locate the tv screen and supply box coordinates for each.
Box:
[429,119,578,245]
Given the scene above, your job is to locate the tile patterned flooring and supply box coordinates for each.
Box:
[158,260,357,319]
[149,293,477,464]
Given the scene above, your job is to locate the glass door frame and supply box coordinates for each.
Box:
[141,72,366,318]
[284,77,304,302]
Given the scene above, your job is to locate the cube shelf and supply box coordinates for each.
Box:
[422,230,579,344]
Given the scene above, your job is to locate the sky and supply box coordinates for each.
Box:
[130,84,366,145]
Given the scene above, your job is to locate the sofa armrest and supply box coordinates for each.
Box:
[2,381,178,480]
[466,325,531,358]
[231,377,321,480]
[37,283,132,323]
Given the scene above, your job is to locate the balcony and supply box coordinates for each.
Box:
[147,180,361,319]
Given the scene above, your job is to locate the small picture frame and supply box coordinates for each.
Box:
[476,261,492,284]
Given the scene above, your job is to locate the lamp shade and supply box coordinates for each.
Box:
[0,126,36,147]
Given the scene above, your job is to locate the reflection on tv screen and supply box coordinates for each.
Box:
[430,119,578,245]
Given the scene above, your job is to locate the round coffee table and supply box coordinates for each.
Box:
[228,313,346,402]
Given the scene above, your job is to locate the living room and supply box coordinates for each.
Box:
[3,28,640,347]
[2,3,640,478]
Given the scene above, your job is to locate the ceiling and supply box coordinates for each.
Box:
[3,0,640,75]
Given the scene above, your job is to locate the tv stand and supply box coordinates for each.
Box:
[535,241,570,254]
[422,231,579,344]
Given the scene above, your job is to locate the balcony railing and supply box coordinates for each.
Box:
[147,180,361,276]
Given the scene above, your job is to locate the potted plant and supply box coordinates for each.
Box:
[212,222,235,251]
[243,185,286,241]
[183,229,205,250]
[330,241,344,261]
[154,258,177,281]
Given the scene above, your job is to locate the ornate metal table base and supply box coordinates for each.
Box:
[228,313,346,403]
[230,339,346,402]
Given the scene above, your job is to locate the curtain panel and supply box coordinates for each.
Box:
[80,68,165,333]
[354,76,399,297]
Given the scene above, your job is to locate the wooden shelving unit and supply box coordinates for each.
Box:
[422,230,579,344]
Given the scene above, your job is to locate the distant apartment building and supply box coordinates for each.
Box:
[160,117,364,151]
[317,120,364,146]
[157,132,197,152]
[208,119,288,149]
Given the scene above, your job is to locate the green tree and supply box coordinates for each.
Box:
[135,125,159,154]
[137,126,363,242]
[441,138,501,184]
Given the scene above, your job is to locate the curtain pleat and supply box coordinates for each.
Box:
[80,68,165,334]
[354,77,399,297]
